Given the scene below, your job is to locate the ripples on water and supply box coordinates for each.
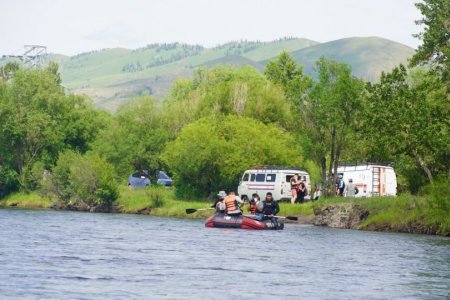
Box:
[0,209,449,299]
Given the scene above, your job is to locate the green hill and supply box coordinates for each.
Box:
[286,37,415,81]
[2,37,414,111]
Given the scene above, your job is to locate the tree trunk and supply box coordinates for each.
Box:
[412,149,433,183]
[328,127,336,196]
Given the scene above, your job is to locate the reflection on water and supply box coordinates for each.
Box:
[0,209,449,299]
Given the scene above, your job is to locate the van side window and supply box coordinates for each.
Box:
[256,174,265,182]
[266,174,276,182]
[286,175,293,182]
[242,173,249,182]
[250,174,256,182]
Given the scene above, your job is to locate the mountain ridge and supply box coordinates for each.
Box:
[1,36,414,111]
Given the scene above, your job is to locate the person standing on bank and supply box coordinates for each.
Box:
[336,174,345,196]
[345,179,358,197]
[290,174,300,204]
[297,180,307,203]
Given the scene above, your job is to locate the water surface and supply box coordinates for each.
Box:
[0,209,449,299]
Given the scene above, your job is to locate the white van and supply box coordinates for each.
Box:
[337,163,397,197]
[237,166,311,201]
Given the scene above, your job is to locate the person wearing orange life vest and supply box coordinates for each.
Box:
[223,191,244,216]
[247,193,260,215]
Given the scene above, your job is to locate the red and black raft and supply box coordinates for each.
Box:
[205,213,284,230]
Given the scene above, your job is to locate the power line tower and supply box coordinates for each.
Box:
[2,45,47,68]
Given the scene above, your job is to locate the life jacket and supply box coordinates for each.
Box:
[262,200,279,216]
[224,195,238,212]
[248,202,257,215]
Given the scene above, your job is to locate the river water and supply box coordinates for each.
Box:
[0,209,449,299]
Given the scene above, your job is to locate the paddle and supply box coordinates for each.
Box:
[185,207,215,214]
[244,214,298,221]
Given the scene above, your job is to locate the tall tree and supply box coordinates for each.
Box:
[364,65,448,184]
[303,57,365,194]
[264,51,312,106]
[410,0,450,70]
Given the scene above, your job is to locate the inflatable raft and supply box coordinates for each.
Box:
[205,213,284,230]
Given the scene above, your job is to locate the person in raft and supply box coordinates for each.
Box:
[247,193,260,215]
[211,190,227,213]
[224,191,244,216]
[260,192,280,220]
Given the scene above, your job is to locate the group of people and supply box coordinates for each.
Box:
[335,175,359,197]
[289,174,308,204]
[211,190,279,220]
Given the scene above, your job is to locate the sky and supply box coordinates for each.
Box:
[0,0,423,56]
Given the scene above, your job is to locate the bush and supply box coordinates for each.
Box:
[161,115,304,198]
[46,151,119,208]
[147,187,166,208]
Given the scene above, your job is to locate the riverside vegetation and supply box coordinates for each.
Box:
[0,0,448,235]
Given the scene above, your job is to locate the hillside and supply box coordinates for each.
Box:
[287,37,415,81]
[1,37,414,111]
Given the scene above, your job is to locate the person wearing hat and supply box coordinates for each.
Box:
[211,191,226,213]
[247,193,260,215]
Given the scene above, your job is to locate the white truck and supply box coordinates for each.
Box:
[337,163,397,197]
[237,166,311,201]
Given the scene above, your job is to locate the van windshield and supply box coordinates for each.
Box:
[242,173,249,181]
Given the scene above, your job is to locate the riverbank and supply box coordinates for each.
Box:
[0,187,314,221]
[313,194,449,236]
[1,187,448,236]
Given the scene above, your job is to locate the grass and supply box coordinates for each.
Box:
[312,193,450,236]
[2,185,447,236]
[0,192,52,209]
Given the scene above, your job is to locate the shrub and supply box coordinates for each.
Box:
[47,151,119,208]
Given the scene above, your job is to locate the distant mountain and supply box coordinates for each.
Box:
[1,37,414,111]
[287,37,415,81]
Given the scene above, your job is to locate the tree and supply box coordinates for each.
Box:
[0,66,103,193]
[161,115,304,198]
[162,66,294,133]
[410,0,450,75]
[264,51,312,106]
[302,57,365,193]
[92,95,172,177]
[364,65,449,185]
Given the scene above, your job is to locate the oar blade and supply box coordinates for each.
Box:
[185,208,197,214]
[285,216,298,221]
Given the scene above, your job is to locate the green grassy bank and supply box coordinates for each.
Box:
[1,186,447,236]
[0,186,313,219]
[312,193,449,236]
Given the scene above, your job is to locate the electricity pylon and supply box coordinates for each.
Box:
[2,45,47,68]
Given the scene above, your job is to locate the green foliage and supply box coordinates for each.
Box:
[410,0,450,74]
[47,151,119,207]
[161,115,303,198]
[363,65,448,184]
[147,186,166,208]
[302,57,365,191]
[162,66,294,131]
[0,65,104,194]
[92,95,172,177]
[264,51,312,105]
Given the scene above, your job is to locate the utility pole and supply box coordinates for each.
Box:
[2,45,47,68]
